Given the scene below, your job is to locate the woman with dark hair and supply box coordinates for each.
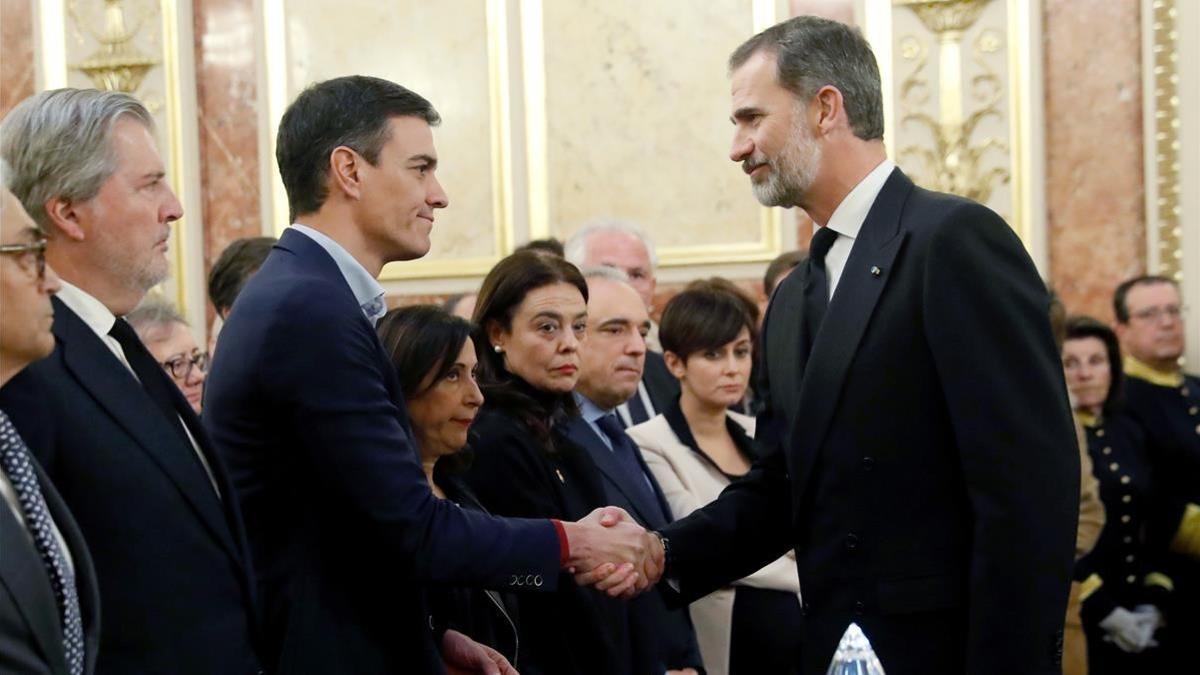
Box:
[463,250,651,675]
[626,280,801,675]
[1063,316,1181,671]
[376,304,520,667]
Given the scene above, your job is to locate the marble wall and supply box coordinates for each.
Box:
[1044,0,1147,322]
[0,0,35,118]
[193,0,263,288]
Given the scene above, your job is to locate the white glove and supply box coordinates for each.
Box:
[1099,607,1147,653]
[1130,604,1163,649]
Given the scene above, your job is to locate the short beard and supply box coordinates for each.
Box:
[92,225,171,296]
[750,114,822,208]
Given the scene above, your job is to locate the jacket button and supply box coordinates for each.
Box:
[845,533,860,551]
[861,457,875,471]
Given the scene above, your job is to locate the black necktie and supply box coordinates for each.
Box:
[802,226,839,359]
[0,410,85,675]
[596,413,669,527]
[108,318,192,446]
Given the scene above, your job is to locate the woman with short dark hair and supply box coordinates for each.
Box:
[463,250,653,675]
[376,304,520,668]
[1062,316,1182,671]
[627,279,801,675]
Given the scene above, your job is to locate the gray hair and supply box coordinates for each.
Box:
[729,16,884,141]
[0,88,155,230]
[579,265,631,284]
[0,157,10,191]
[563,218,658,269]
[125,294,188,341]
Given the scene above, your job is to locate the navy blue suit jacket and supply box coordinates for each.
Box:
[0,300,263,675]
[659,169,1079,675]
[203,229,560,674]
[562,415,704,673]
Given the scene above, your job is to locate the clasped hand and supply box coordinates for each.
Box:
[562,506,665,599]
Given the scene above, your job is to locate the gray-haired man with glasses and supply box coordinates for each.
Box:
[1,166,100,675]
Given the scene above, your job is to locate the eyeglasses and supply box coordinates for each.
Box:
[1129,304,1187,322]
[0,237,48,282]
[162,350,210,380]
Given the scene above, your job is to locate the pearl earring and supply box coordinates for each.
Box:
[494,345,503,354]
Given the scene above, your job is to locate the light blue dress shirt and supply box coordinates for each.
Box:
[290,223,388,325]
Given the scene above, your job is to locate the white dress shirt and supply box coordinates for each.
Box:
[55,280,220,496]
[820,158,895,300]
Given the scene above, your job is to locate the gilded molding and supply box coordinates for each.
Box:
[1149,0,1182,281]
[68,0,159,94]
[895,0,1010,204]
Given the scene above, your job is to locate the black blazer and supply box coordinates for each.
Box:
[0,300,263,674]
[0,444,100,675]
[659,169,1079,675]
[642,351,681,416]
[561,413,704,673]
[463,406,653,675]
[203,229,560,674]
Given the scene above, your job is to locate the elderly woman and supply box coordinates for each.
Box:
[126,296,207,414]
[1062,316,1183,672]
[462,250,652,675]
[627,280,802,675]
[376,304,519,668]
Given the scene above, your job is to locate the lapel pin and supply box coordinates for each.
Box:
[870,266,882,277]
[556,468,566,484]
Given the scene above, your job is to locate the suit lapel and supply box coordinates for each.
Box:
[787,170,913,506]
[564,420,663,529]
[0,500,68,674]
[51,299,242,564]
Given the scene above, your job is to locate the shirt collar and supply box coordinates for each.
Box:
[574,392,611,423]
[1123,354,1185,388]
[54,279,117,338]
[289,223,387,324]
[823,158,896,239]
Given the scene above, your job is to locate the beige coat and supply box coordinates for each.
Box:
[627,412,801,675]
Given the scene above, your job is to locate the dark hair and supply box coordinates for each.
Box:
[208,236,277,316]
[1112,275,1178,323]
[1064,315,1124,416]
[514,237,565,258]
[661,278,759,363]
[729,16,884,141]
[377,305,473,400]
[276,75,440,221]
[763,249,806,297]
[473,251,587,448]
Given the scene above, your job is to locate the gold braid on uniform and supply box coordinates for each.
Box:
[1078,573,1103,601]
[1170,503,1200,559]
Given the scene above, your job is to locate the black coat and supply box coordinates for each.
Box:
[0,299,264,675]
[463,404,655,675]
[658,168,1079,675]
[0,435,100,675]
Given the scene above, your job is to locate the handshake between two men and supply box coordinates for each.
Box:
[560,506,666,599]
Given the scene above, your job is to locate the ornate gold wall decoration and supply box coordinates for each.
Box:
[68,0,160,94]
[1148,0,1182,281]
[894,0,1010,204]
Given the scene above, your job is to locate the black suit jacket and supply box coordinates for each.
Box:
[561,414,704,673]
[0,299,263,674]
[463,407,653,675]
[642,351,681,416]
[0,445,100,675]
[203,229,560,674]
[660,169,1079,675]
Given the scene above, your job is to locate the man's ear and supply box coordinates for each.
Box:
[812,85,847,135]
[328,146,364,201]
[43,197,86,241]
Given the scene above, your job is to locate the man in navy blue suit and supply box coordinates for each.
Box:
[203,75,654,674]
[563,267,704,675]
[0,89,265,675]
